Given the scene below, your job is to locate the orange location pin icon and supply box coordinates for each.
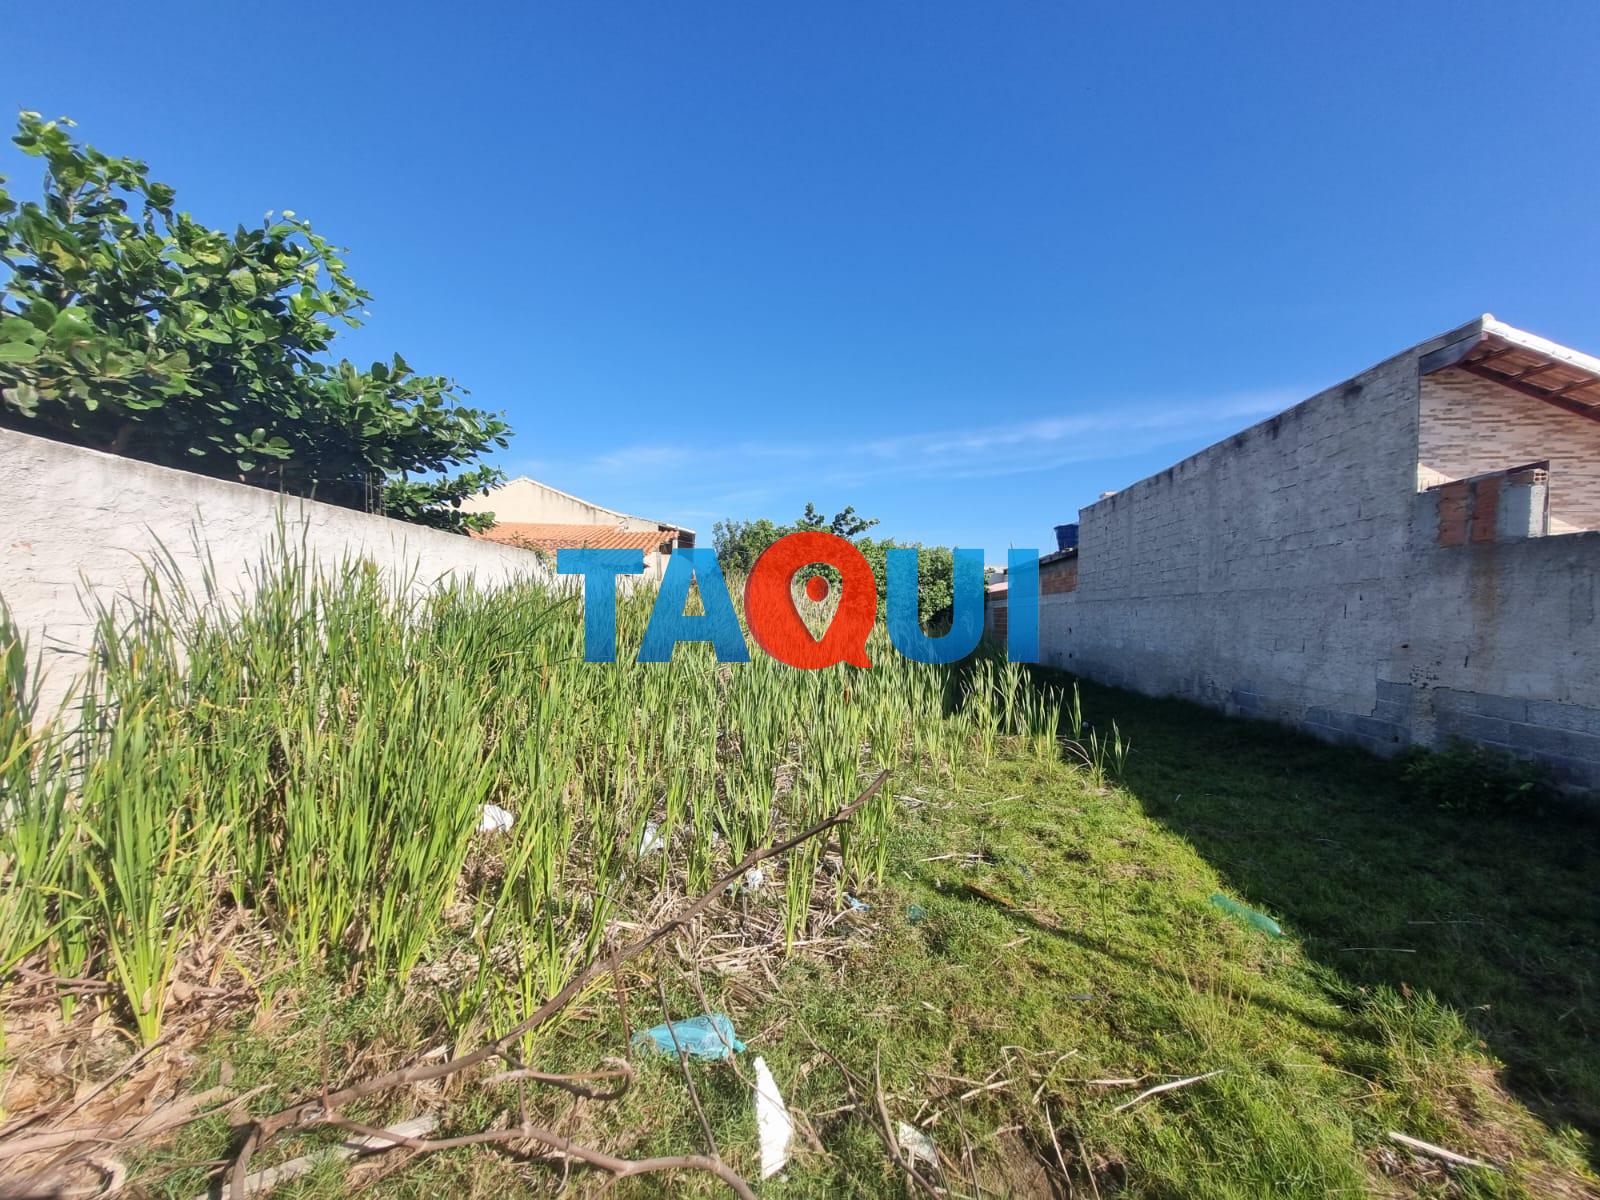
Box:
[744,531,876,669]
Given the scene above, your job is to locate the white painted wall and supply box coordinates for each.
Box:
[0,426,549,715]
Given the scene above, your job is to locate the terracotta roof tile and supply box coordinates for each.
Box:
[472,522,675,554]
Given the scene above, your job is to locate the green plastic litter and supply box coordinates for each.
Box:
[1210,893,1284,937]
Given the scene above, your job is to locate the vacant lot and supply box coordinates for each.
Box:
[2,558,1596,1198]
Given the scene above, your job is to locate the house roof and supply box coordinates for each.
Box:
[473,522,677,554]
[1420,315,1600,422]
[486,477,695,536]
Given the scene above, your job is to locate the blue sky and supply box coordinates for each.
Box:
[7,2,1598,556]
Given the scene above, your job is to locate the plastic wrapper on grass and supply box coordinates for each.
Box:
[631,1012,746,1060]
[477,804,515,834]
[753,1055,793,1179]
[1209,893,1285,937]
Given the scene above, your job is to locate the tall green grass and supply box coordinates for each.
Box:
[0,614,77,1023]
[0,539,1112,1046]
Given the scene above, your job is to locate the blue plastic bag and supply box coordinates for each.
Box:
[631,1012,746,1060]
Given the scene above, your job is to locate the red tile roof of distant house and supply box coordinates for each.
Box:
[472,522,677,554]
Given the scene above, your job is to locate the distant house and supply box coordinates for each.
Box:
[463,476,694,580]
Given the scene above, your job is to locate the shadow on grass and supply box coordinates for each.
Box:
[1036,667,1600,1152]
[930,871,1353,1038]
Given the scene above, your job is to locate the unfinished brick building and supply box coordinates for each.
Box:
[986,315,1600,790]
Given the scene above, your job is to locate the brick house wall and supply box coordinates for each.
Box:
[984,552,1075,644]
[1419,368,1600,532]
[1041,556,1078,595]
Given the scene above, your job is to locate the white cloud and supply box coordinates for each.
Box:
[563,388,1299,494]
[590,444,696,472]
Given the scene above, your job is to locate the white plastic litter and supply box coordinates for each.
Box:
[744,867,765,891]
[895,1121,938,1169]
[752,1056,793,1180]
[638,821,665,856]
[477,804,515,834]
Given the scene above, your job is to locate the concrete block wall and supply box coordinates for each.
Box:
[1047,346,1423,749]
[1387,532,1600,788]
[1013,320,1600,792]
[0,426,550,716]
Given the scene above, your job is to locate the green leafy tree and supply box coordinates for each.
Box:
[709,516,787,576]
[713,505,880,575]
[793,502,878,539]
[856,536,955,623]
[0,112,509,532]
[712,504,954,625]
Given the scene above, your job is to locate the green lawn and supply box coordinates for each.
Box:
[134,673,1599,1199]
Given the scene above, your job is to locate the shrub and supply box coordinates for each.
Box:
[1396,739,1554,814]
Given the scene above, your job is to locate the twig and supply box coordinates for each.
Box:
[654,972,721,1159]
[1387,1131,1496,1170]
[481,1059,634,1101]
[798,1025,940,1197]
[1041,1100,1069,1187]
[952,1093,983,1197]
[0,1084,264,1162]
[1338,947,1417,954]
[13,966,117,995]
[874,1047,943,1198]
[1073,1123,1102,1200]
[684,964,753,1088]
[324,1114,760,1199]
[610,944,633,1046]
[1110,1070,1222,1114]
[960,883,1016,909]
[191,1115,439,1200]
[224,771,889,1199]
[57,1027,179,1125]
[956,1078,1014,1103]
